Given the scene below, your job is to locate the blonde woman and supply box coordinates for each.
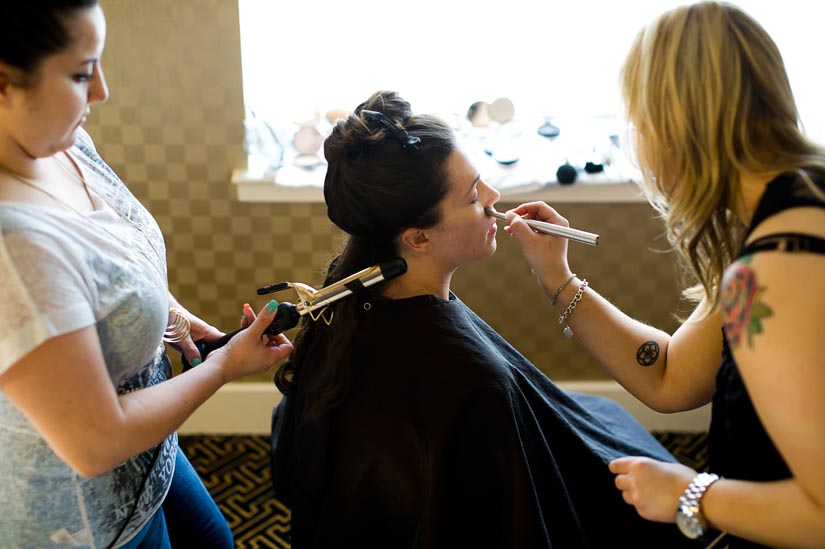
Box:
[506,2,825,547]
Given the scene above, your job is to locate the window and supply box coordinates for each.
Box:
[238,0,825,188]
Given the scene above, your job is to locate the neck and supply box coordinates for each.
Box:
[0,129,55,178]
[380,258,454,300]
[734,172,774,225]
[0,149,95,212]
[0,149,50,182]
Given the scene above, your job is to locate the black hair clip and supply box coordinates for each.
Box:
[362,109,421,153]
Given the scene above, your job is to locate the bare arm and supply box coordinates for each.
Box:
[611,208,825,547]
[506,202,722,411]
[611,460,825,548]
[0,300,292,477]
[709,218,825,546]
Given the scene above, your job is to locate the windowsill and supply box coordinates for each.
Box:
[232,167,646,204]
[234,120,648,204]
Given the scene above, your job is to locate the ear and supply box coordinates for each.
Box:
[398,227,431,254]
[0,61,19,101]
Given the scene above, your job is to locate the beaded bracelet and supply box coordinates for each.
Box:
[558,279,589,339]
[550,274,577,306]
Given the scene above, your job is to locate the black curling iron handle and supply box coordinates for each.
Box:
[182,302,300,371]
[264,302,301,335]
[380,257,407,279]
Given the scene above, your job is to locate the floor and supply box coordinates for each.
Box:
[179,432,709,548]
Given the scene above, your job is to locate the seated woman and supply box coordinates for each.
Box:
[271,91,693,548]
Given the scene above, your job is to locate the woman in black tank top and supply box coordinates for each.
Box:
[504,2,825,547]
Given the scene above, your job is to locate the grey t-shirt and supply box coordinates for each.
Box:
[0,130,176,548]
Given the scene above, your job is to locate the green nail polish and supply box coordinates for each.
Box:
[266,299,279,313]
[191,358,202,366]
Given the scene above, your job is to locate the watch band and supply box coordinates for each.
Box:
[676,472,721,539]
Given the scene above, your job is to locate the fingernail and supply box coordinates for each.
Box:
[191,358,202,366]
[266,299,279,313]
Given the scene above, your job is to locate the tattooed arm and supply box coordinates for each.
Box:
[612,240,825,548]
[548,280,723,412]
[699,242,825,546]
[506,202,724,413]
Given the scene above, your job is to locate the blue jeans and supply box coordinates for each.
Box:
[118,507,169,549]
[121,447,234,548]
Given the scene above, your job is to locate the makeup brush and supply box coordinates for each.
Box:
[485,207,599,246]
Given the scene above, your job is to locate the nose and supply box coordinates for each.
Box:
[89,62,109,104]
[480,179,500,206]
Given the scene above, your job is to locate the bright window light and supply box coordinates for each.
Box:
[238,0,824,185]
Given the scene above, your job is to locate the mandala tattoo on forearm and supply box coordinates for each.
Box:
[636,340,660,366]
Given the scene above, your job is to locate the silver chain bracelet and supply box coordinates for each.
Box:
[550,273,577,306]
[558,279,589,338]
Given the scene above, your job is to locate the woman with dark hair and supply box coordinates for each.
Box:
[506,3,825,547]
[271,90,693,548]
[0,2,293,547]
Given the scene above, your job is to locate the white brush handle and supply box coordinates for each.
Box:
[486,208,600,246]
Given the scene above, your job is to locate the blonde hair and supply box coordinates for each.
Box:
[621,1,825,310]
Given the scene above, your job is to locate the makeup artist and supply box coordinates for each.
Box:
[0,2,293,548]
[505,2,825,547]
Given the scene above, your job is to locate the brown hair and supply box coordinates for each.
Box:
[0,0,99,87]
[275,90,456,418]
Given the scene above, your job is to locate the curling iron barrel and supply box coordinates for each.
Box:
[181,258,407,370]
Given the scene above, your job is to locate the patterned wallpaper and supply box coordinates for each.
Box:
[87,0,687,382]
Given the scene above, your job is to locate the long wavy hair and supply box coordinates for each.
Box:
[620,1,825,310]
[274,90,456,419]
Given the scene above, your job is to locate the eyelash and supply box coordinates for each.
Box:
[74,73,94,82]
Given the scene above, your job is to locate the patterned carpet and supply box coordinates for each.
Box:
[179,432,708,549]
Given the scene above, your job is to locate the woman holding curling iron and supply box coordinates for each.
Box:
[506,2,825,547]
[0,1,293,547]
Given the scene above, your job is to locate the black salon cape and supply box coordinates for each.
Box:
[271,293,695,548]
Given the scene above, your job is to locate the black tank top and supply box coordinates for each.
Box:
[708,170,825,548]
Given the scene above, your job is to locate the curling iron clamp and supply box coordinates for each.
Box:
[183,258,407,370]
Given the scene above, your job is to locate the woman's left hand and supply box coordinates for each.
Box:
[167,305,224,366]
[609,456,697,523]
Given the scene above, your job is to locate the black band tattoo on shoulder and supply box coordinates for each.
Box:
[636,341,660,367]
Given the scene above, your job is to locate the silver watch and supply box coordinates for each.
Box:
[675,472,720,539]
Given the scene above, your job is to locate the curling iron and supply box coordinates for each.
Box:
[182,258,407,370]
[485,207,599,246]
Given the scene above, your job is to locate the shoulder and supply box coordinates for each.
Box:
[724,171,825,347]
[722,240,825,353]
[0,209,73,256]
[0,211,93,300]
[0,207,84,250]
[362,297,516,381]
[749,169,825,238]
